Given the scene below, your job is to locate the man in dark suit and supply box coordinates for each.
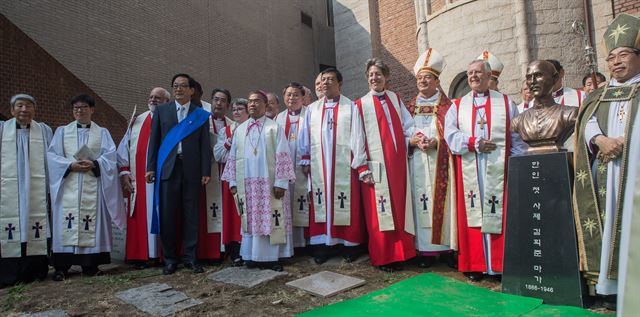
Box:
[146,73,212,274]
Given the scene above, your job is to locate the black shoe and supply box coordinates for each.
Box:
[163,263,178,275]
[440,252,458,269]
[464,272,484,282]
[417,256,437,268]
[342,246,359,263]
[268,263,283,272]
[379,262,403,272]
[82,266,100,276]
[245,260,258,269]
[231,257,245,267]
[52,270,66,282]
[184,262,204,273]
[602,295,617,311]
[314,255,328,264]
[133,261,149,269]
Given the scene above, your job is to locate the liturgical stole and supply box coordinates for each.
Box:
[234,119,286,245]
[127,111,151,217]
[277,108,310,227]
[457,91,508,234]
[61,121,102,247]
[205,116,233,233]
[360,91,415,234]
[309,96,352,226]
[0,119,48,257]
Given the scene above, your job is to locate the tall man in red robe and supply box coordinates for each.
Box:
[353,58,417,272]
[444,59,527,281]
[117,87,170,267]
[299,68,367,264]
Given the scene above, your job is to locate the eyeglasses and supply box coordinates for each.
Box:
[172,84,190,89]
[605,50,637,63]
[73,105,91,111]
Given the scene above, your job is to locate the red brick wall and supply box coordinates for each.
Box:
[373,0,419,104]
[0,14,126,142]
[430,0,446,13]
[613,0,640,15]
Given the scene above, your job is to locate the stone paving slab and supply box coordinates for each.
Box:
[115,283,202,316]
[19,310,69,317]
[286,271,365,298]
[207,266,288,288]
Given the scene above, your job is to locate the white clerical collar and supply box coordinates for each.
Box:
[249,116,266,124]
[552,88,564,98]
[418,90,440,103]
[473,91,489,98]
[610,72,640,87]
[77,122,91,129]
[371,90,386,97]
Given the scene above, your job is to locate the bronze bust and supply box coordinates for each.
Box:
[511,60,578,154]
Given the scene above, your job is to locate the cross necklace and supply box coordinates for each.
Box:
[248,121,263,156]
[473,95,488,131]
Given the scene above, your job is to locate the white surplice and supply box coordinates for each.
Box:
[221,116,296,261]
[298,97,363,246]
[583,73,640,295]
[48,124,125,255]
[444,91,527,274]
[0,121,53,242]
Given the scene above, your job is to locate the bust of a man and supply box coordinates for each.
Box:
[511,60,578,154]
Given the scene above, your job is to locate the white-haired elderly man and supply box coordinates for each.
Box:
[0,94,53,286]
[444,58,527,282]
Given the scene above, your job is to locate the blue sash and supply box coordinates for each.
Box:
[151,107,210,234]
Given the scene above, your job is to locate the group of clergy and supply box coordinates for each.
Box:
[1,11,638,315]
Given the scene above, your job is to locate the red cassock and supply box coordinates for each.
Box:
[306,102,366,243]
[221,125,241,245]
[355,94,416,266]
[451,96,510,273]
[124,114,153,261]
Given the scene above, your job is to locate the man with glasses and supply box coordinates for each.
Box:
[117,87,170,268]
[573,13,640,311]
[146,74,212,275]
[48,94,126,281]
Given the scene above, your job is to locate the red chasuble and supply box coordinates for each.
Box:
[221,125,241,244]
[307,100,365,243]
[355,93,416,266]
[452,93,511,273]
[124,113,153,260]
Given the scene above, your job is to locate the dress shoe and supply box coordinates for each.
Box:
[440,252,458,269]
[245,260,258,269]
[378,262,403,273]
[231,257,245,267]
[417,256,437,268]
[82,266,100,276]
[268,263,284,272]
[163,263,178,275]
[601,295,617,311]
[464,272,484,282]
[52,270,66,282]
[314,255,328,264]
[184,262,204,273]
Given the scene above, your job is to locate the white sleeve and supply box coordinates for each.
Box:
[444,105,474,155]
[298,106,311,166]
[350,102,368,174]
[508,99,529,155]
[116,127,131,175]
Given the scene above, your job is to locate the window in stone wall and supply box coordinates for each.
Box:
[449,71,471,99]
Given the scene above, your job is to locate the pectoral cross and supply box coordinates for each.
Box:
[32,222,43,238]
[210,202,218,218]
[238,198,245,215]
[420,193,429,211]
[65,213,75,229]
[378,196,387,213]
[327,117,334,130]
[477,117,487,130]
[488,195,499,214]
[5,223,15,240]
[83,215,92,231]
[273,210,281,226]
[338,192,348,208]
[467,191,476,208]
[618,106,626,122]
[297,195,306,211]
[315,188,323,205]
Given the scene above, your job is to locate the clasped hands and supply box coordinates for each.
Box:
[410,133,437,152]
[70,160,95,173]
[595,135,624,164]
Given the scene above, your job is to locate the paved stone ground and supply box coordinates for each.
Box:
[207,267,288,288]
[115,282,203,316]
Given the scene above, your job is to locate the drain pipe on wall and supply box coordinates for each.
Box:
[515,0,530,83]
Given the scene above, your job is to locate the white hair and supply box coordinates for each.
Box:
[10,94,36,107]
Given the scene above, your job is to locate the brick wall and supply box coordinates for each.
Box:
[1,0,335,122]
[373,0,419,104]
[613,0,640,15]
[0,14,126,142]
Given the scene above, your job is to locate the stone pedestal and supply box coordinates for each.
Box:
[502,152,584,307]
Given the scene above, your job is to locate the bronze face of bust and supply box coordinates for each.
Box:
[511,60,578,154]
